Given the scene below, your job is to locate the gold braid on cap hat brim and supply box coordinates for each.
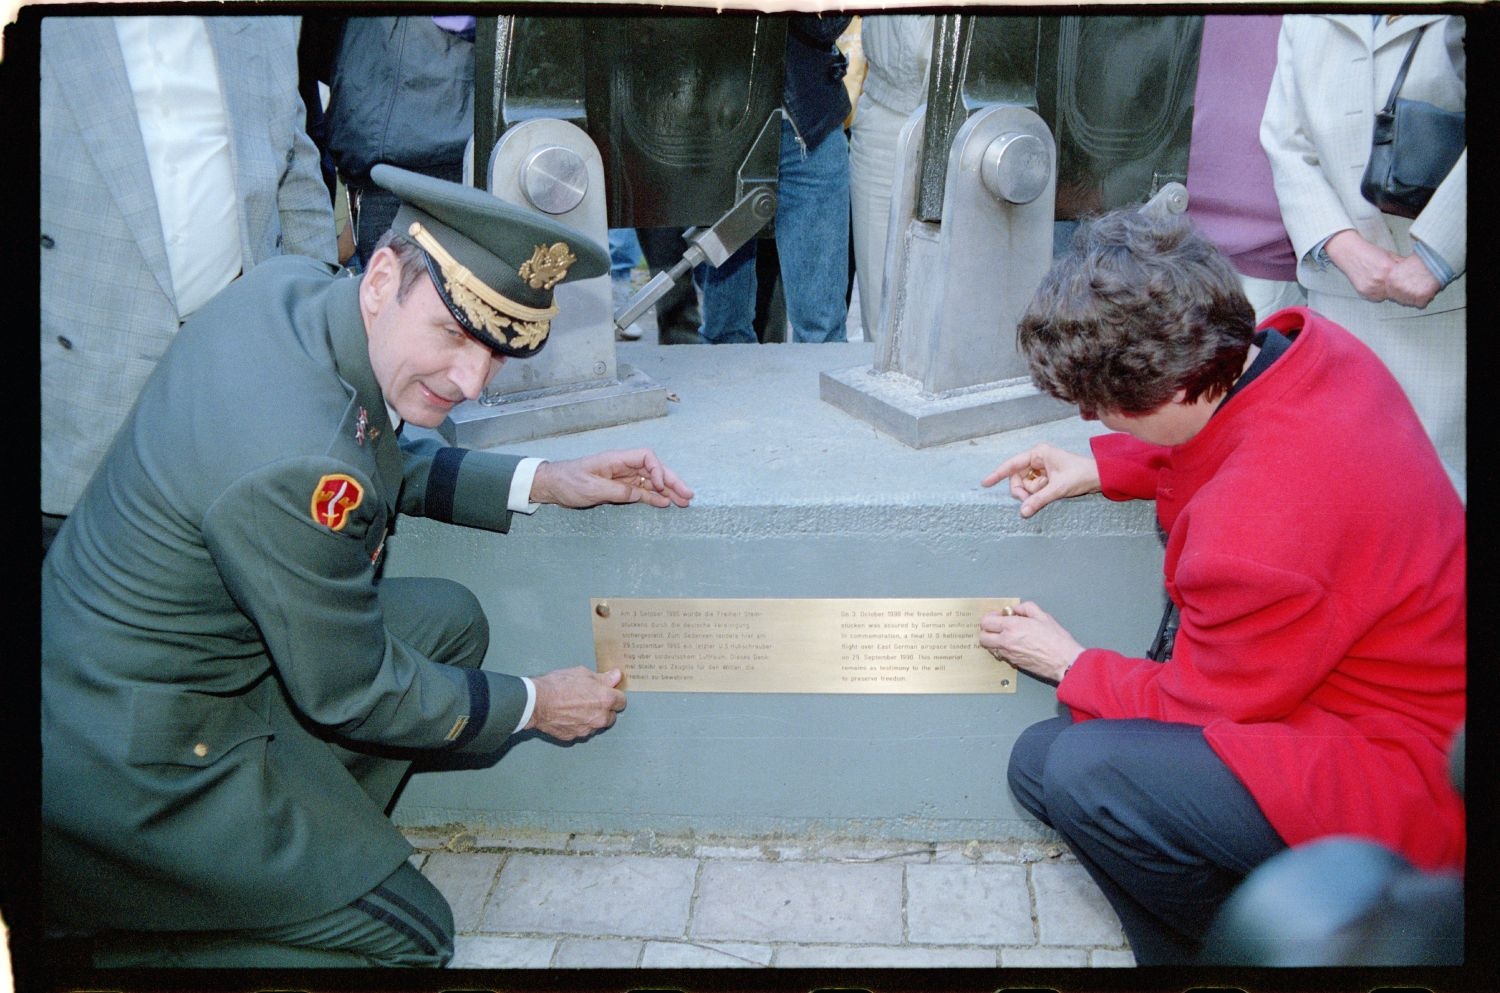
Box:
[408,222,562,352]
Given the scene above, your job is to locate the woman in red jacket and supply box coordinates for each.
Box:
[979,208,1465,964]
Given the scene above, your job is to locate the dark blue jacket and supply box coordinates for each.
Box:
[327,17,474,185]
[782,15,852,151]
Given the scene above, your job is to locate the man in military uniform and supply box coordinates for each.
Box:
[41,166,693,968]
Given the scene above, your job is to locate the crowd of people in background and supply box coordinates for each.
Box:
[41,12,1467,530]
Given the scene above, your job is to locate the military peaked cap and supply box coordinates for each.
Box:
[371,164,608,358]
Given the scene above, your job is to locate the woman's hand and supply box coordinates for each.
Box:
[978,601,1084,684]
[1386,253,1441,309]
[981,443,1101,519]
[1325,230,1399,302]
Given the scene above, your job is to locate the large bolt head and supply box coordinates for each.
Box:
[521,145,588,215]
[981,132,1050,205]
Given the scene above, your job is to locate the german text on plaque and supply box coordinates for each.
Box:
[591,597,1020,694]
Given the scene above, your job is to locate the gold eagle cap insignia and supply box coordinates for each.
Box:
[518,242,577,291]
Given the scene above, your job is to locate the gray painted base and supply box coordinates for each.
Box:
[821,364,1077,448]
[450,363,669,449]
[387,342,1166,843]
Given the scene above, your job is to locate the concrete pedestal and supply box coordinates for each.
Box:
[386,341,1165,844]
[451,363,668,449]
[820,364,1075,450]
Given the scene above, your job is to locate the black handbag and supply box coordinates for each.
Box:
[1360,24,1466,219]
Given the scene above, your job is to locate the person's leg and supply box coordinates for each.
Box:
[1009,715,1203,960]
[844,156,857,318]
[91,860,453,968]
[636,226,684,275]
[637,227,702,343]
[849,98,907,338]
[698,238,760,344]
[608,229,646,340]
[42,512,66,559]
[1006,715,1072,824]
[775,121,851,343]
[608,228,644,277]
[350,184,400,270]
[1008,717,1286,964]
[350,161,464,269]
[378,576,490,673]
[753,238,786,343]
[321,577,490,812]
[90,582,483,968]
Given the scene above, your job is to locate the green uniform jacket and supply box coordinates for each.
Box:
[42,256,530,930]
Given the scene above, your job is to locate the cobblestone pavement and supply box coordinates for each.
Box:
[404,828,1135,969]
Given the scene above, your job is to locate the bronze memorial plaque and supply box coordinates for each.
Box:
[591,598,1020,693]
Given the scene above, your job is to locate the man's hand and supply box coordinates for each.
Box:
[1325,230,1399,302]
[527,666,627,742]
[978,602,1084,684]
[1386,253,1441,309]
[530,449,694,510]
[981,443,1101,519]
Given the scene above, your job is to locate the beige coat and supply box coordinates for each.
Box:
[1260,13,1465,306]
[1260,13,1466,495]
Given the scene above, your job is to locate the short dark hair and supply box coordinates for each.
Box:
[1016,208,1256,416]
[371,229,430,303]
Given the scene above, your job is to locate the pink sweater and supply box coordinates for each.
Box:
[1062,309,1465,872]
[1185,15,1299,282]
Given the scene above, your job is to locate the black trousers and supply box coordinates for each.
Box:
[636,226,703,343]
[1008,716,1286,964]
[42,512,66,558]
[348,161,464,269]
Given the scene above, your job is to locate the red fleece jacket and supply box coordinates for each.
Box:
[1062,308,1465,872]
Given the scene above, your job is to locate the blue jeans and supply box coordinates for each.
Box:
[607,228,643,278]
[700,120,850,343]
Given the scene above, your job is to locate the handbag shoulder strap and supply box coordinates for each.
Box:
[1382,24,1430,113]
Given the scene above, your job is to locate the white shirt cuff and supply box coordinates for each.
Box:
[508,457,546,514]
[514,676,536,734]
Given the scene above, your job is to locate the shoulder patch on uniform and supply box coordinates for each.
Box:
[311,473,364,531]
